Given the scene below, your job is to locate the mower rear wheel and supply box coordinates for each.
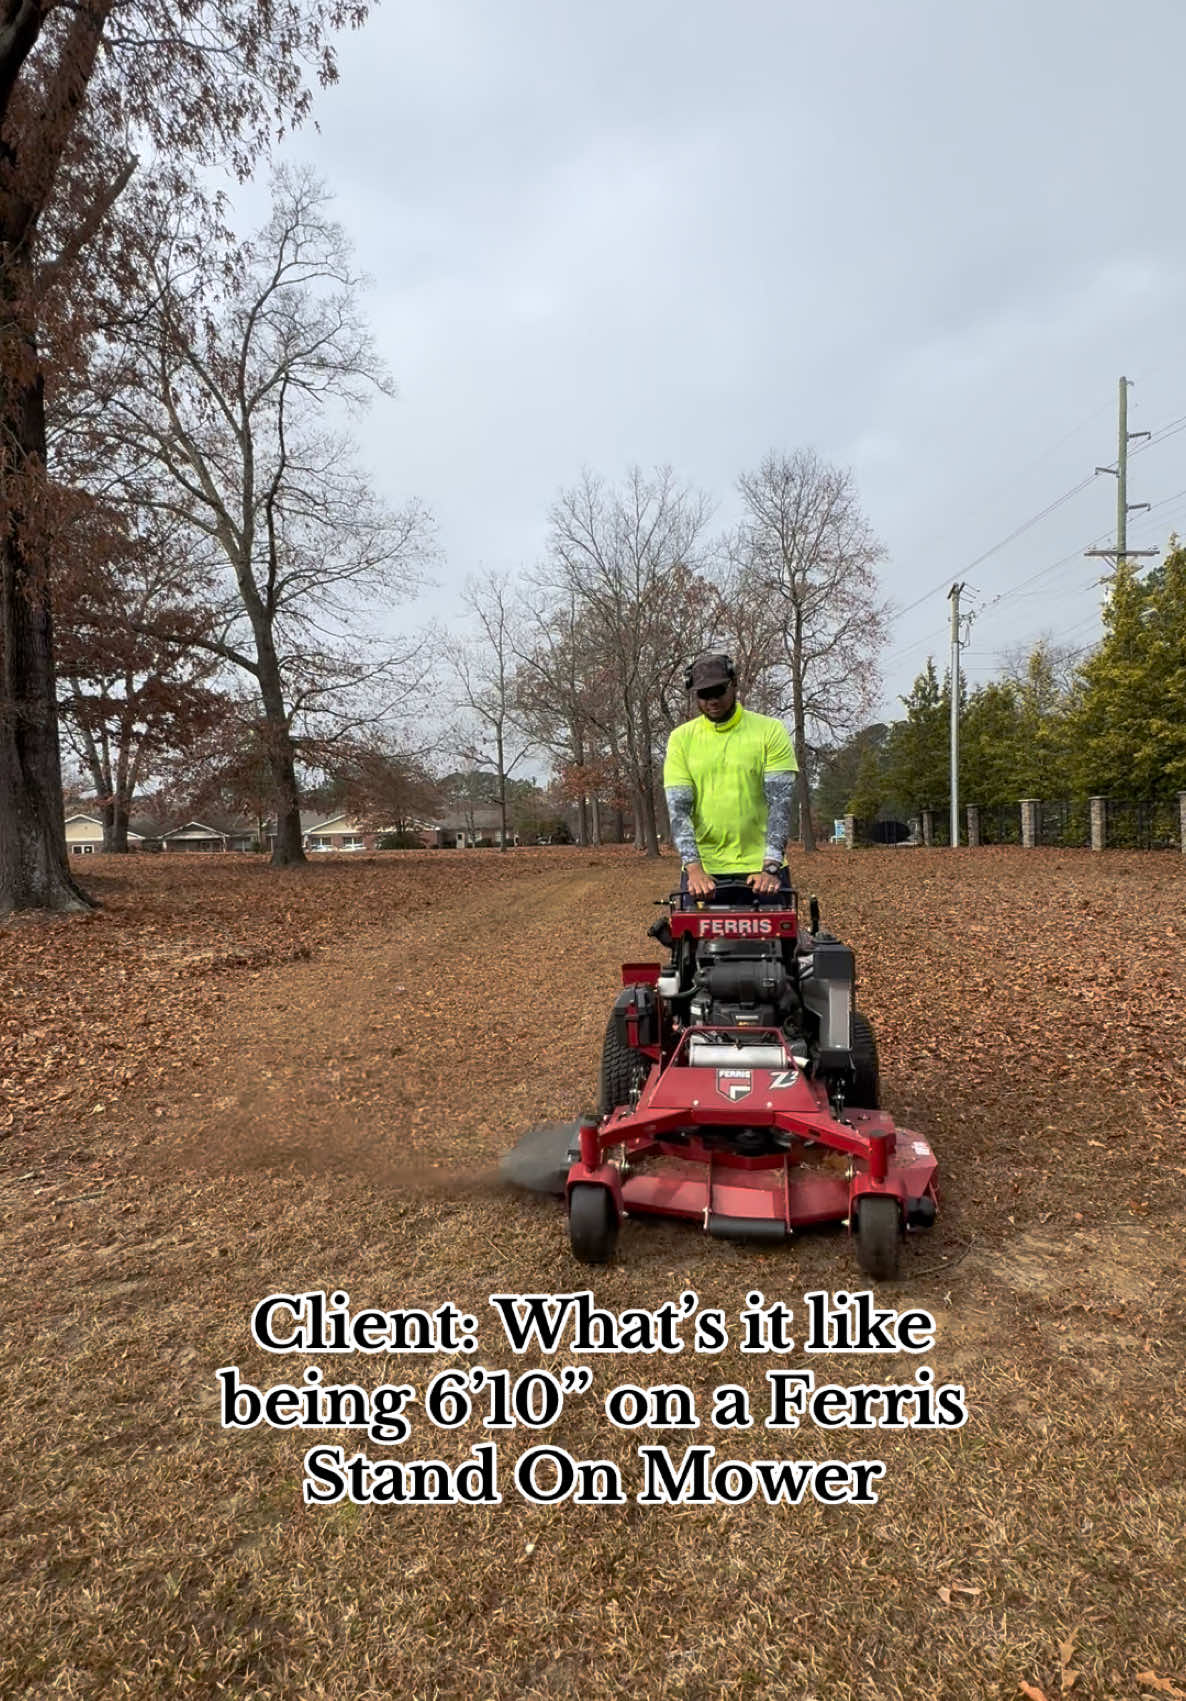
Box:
[851,1010,881,1109]
[598,1007,650,1118]
[854,1195,901,1281]
[568,1183,619,1265]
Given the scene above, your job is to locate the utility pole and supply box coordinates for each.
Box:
[948,581,963,848]
[1086,375,1158,570]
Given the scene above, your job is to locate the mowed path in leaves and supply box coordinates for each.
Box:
[1,847,1184,1701]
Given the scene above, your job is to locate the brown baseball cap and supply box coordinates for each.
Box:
[687,653,733,691]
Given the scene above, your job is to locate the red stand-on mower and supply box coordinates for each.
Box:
[506,881,938,1279]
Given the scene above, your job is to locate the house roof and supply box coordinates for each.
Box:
[65,813,144,841]
[305,813,366,834]
[430,808,506,832]
[262,811,331,834]
[163,818,256,840]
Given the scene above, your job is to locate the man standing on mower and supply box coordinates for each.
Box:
[663,653,797,900]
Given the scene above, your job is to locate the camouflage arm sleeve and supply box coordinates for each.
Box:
[665,785,699,865]
[763,770,794,865]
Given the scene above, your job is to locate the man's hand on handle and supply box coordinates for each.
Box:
[684,862,716,898]
[746,869,781,895]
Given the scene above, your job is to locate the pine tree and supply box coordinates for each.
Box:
[961,681,1021,809]
[883,660,950,813]
[1070,552,1186,797]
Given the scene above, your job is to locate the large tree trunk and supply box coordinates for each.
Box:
[101,796,130,853]
[641,785,661,857]
[633,698,660,857]
[655,783,670,846]
[639,761,660,857]
[628,783,648,851]
[108,711,134,852]
[0,364,93,911]
[590,792,601,845]
[256,647,305,867]
[496,726,508,849]
[789,624,816,854]
[795,764,816,854]
[572,726,588,846]
[0,0,110,913]
[73,705,118,851]
[268,748,304,864]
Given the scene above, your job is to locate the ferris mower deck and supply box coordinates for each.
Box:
[503,883,938,1279]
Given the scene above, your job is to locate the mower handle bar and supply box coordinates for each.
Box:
[658,880,798,912]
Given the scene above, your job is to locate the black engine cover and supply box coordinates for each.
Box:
[697,956,787,1006]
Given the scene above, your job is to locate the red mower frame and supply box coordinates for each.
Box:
[564,896,938,1277]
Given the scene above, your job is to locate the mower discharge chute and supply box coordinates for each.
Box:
[504,882,938,1279]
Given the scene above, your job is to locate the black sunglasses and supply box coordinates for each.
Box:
[697,682,729,701]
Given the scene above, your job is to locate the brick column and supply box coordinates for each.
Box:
[1020,799,1039,848]
[921,808,933,847]
[1090,796,1106,853]
[844,813,856,849]
[966,804,980,848]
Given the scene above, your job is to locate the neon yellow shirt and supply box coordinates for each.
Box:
[663,704,797,873]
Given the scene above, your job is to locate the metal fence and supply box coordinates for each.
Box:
[849,818,909,847]
[977,805,1022,846]
[1036,800,1091,849]
[1103,797,1181,850]
[849,796,1182,850]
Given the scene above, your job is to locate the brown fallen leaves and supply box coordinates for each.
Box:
[0,853,422,1143]
[1,845,1185,1701]
[1017,1628,1082,1699]
[938,1582,981,1606]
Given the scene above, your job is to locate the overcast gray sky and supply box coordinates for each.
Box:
[258,0,1186,723]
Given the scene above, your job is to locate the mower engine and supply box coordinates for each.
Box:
[667,914,857,1106]
[688,938,791,1031]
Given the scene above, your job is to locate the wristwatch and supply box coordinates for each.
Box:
[762,859,782,875]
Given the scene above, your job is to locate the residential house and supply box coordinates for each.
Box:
[64,812,144,855]
[162,818,259,853]
[420,808,515,849]
[303,812,372,852]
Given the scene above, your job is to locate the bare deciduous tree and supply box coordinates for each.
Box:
[81,169,432,865]
[547,467,716,856]
[512,583,613,845]
[443,572,535,851]
[735,449,889,851]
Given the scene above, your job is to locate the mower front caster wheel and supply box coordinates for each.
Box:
[854,1196,901,1281]
[568,1183,619,1265]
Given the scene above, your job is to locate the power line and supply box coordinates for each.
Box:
[883,391,1186,683]
[957,394,1186,622]
[1132,482,1186,519]
[968,527,1112,611]
[889,392,1118,594]
[1130,413,1186,458]
[889,473,1097,625]
[961,475,1097,573]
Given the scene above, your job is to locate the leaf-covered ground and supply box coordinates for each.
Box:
[1,847,1184,1700]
